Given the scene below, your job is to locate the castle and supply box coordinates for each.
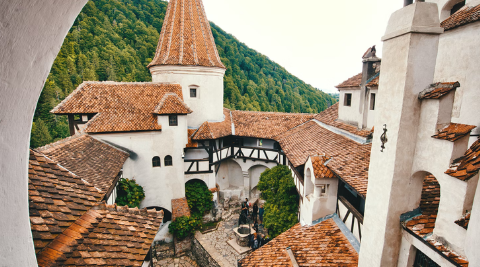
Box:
[0,0,480,266]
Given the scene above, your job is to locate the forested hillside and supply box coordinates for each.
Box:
[31,0,335,148]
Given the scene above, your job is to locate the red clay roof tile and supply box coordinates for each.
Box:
[275,121,371,197]
[171,197,191,221]
[51,82,184,133]
[311,155,336,179]
[336,73,362,88]
[418,82,460,99]
[148,0,225,69]
[314,103,373,138]
[441,4,480,31]
[38,134,129,193]
[28,149,103,255]
[193,108,232,140]
[446,138,480,181]
[432,123,476,142]
[239,219,358,267]
[153,93,192,115]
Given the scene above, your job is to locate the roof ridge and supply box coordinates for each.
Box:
[232,109,314,116]
[92,202,164,217]
[37,133,86,152]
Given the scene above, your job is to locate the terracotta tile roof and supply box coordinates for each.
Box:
[148,0,225,69]
[311,155,336,179]
[28,149,103,254]
[314,103,373,138]
[38,134,129,193]
[455,212,471,230]
[441,4,480,31]
[36,203,163,267]
[231,110,314,139]
[336,73,362,88]
[418,82,460,99]
[426,241,469,267]
[51,82,184,133]
[446,138,480,181]
[238,219,358,267]
[153,93,192,115]
[404,174,440,238]
[276,121,371,197]
[432,123,476,142]
[186,129,199,148]
[193,108,232,140]
[171,198,191,221]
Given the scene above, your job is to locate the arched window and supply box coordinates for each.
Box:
[152,156,161,167]
[164,155,173,166]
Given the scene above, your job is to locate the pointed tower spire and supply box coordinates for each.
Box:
[148,0,225,69]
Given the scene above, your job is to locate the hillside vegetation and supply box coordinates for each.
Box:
[31,0,335,148]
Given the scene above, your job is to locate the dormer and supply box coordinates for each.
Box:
[153,93,193,130]
[336,46,381,130]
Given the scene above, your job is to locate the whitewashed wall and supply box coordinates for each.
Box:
[92,115,188,212]
[150,65,225,127]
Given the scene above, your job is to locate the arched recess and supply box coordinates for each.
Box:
[305,167,314,196]
[1,1,89,266]
[440,0,465,20]
[185,177,208,187]
[216,159,243,190]
[404,171,441,237]
[248,164,269,199]
[146,206,172,223]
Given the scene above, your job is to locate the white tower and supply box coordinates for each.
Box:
[148,0,226,127]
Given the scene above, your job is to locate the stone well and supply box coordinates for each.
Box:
[233,226,255,247]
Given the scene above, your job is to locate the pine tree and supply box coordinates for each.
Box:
[30,119,53,148]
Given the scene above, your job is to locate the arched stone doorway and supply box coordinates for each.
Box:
[248,164,269,199]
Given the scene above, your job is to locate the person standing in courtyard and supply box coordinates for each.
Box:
[259,204,264,225]
[252,202,258,222]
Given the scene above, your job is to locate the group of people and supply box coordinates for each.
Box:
[240,198,264,225]
[239,198,269,250]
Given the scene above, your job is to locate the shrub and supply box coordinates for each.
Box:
[115,178,145,208]
[257,165,299,237]
[185,180,213,217]
[168,216,202,240]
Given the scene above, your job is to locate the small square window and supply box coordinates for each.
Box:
[344,93,352,107]
[169,115,178,126]
[370,93,376,110]
[190,88,197,98]
[319,184,328,197]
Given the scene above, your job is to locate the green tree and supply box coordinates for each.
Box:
[257,165,299,237]
[115,178,145,208]
[30,119,53,148]
[185,180,213,218]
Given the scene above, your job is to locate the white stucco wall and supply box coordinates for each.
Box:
[434,21,480,137]
[0,1,87,266]
[366,88,378,129]
[338,88,361,126]
[150,65,225,127]
[248,165,268,191]
[92,115,188,212]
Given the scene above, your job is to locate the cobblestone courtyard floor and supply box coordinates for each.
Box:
[156,255,199,267]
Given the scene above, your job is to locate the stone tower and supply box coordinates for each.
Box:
[148,0,226,127]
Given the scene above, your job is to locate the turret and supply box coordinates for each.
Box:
[148,0,226,127]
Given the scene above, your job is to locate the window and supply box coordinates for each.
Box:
[413,249,440,267]
[258,139,263,147]
[318,184,328,197]
[169,115,178,126]
[190,88,197,98]
[451,0,465,15]
[344,93,352,107]
[370,93,376,110]
[164,155,172,166]
[152,156,161,167]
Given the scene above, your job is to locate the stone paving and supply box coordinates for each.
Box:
[156,255,199,267]
[200,211,268,267]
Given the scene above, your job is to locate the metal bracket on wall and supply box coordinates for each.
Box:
[380,124,388,152]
